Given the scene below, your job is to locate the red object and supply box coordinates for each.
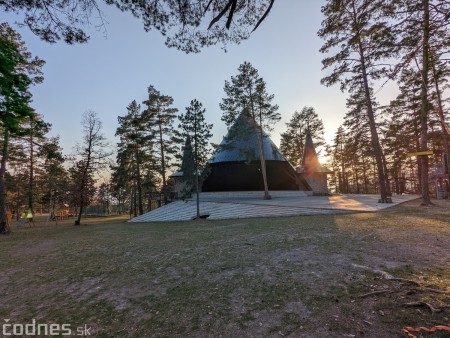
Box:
[402,325,450,338]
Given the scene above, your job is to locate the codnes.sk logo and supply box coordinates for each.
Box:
[2,318,92,336]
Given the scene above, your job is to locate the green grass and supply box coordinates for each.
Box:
[0,200,449,337]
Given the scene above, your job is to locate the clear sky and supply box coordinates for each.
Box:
[1,1,396,156]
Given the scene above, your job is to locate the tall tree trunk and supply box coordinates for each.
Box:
[129,187,134,218]
[333,172,338,193]
[412,111,422,193]
[194,120,200,219]
[147,190,152,212]
[0,129,11,234]
[373,159,378,193]
[340,144,346,193]
[349,1,389,201]
[135,153,143,215]
[256,125,270,199]
[394,163,400,195]
[382,152,392,196]
[75,138,93,225]
[133,180,137,217]
[250,92,270,200]
[28,128,34,210]
[419,0,431,205]
[158,109,168,205]
[357,39,389,202]
[430,53,450,196]
[362,156,369,194]
[75,185,85,225]
[15,165,21,221]
[75,161,90,225]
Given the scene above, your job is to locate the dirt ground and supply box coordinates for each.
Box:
[0,199,449,337]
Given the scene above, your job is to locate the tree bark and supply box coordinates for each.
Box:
[340,143,346,193]
[430,52,450,196]
[250,88,270,200]
[419,0,431,206]
[0,129,11,234]
[257,124,271,199]
[135,152,143,215]
[354,162,360,194]
[362,156,369,194]
[357,37,389,202]
[28,125,34,210]
[194,118,200,219]
[382,152,392,196]
[75,132,93,225]
[133,180,137,217]
[158,108,168,205]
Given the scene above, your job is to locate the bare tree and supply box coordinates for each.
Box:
[72,111,111,225]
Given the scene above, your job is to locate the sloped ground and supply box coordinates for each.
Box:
[0,200,449,337]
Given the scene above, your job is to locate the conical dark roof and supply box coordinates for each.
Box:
[180,136,195,174]
[171,136,195,177]
[297,130,331,175]
[209,113,287,163]
[202,113,308,192]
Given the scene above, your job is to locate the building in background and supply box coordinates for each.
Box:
[296,130,332,195]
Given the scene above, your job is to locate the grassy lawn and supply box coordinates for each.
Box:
[0,200,449,337]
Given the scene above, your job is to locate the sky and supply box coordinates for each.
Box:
[1,1,396,156]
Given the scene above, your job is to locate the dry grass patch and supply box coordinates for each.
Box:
[0,200,449,337]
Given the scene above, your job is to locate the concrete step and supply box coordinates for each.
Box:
[199,191,310,201]
[129,200,346,222]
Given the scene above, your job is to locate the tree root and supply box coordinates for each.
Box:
[403,301,442,314]
[352,264,448,301]
[359,289,393,298]
[414,287,450,295]
[352,264,420,285]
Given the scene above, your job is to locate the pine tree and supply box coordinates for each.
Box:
[114,100,154,216]
[331,126,350,193]
[429,54,450,174]
[385,68,423,194]
[38,137,69,219]
[418,0,432,205]
[110,162,131,216]
[96,182,112,214]
[319,0,398,202]
[2,138,28,219]
[2,0,275,51]
[280,107,325,167]
[21,114,51,212]
[0,23,44,233]
[143,85,180,205]
[324,144,338,193]
[392,0,450,204]
[177,136,196,200]
[344,83,382,194]
[178,99,213,219]
[220,62,280,200]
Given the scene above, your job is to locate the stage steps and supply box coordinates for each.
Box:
[199,191,311,200]
[129,200,344,223]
